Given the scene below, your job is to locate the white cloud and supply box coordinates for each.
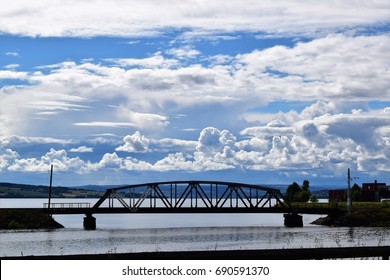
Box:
[4,64,20,70]
[236,34,390,103]
[1,135,69,145]
[73,122,135,128]
[7,148,87,173]
[69,146,93,153]
[239,102,390,172]
[0,1,388,37]
[166,46,200,59]
[116,131,197,153]
[90,152,153,171]
[116,108,169,130]
[116,131,150,152]
[196,127,236,155]
[5,52,19,57]
[0,70,27,80]
[106,53,178,69]
[0,148,19,171]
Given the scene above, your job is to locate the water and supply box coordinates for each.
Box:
[1,199,390,257]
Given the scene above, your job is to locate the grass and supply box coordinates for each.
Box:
[343,208,390,227]
[306,202,390,227]
[289,201,390,209]
[0,209,64,229]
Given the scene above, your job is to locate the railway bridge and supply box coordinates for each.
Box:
[44,180,340,230]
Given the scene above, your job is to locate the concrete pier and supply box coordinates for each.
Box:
[284,213,303,227]
[83,214,96,230]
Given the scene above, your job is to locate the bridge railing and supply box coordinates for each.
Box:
[43,202,91,209]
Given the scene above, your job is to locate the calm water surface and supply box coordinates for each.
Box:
[1,199,390,257]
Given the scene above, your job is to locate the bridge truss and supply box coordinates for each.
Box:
[91,181,296,214]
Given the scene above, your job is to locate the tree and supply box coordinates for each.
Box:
[351,183,362,202]
[286,182,301,202]
[286,180,311,202]
[296,190,310,202]
[302,180,310,192]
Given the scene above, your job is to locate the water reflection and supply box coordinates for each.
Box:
[1,199,390,257]
[2,225,390,257]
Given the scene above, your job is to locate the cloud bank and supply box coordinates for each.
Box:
[1,0,388,37]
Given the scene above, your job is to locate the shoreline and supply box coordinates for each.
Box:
[0,209,64,230]
[311,208,390,227]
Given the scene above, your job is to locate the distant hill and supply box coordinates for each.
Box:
[0,182,106,198]
[0,182,333,199]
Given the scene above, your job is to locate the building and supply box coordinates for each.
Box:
[329,180,389,202]
[362,180,390,202]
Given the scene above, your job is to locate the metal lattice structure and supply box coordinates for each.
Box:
[91,181,296,214]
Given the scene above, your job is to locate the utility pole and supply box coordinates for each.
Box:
[347,168,351,213]
[48,164,53,215]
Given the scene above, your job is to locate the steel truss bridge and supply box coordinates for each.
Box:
[90,180,295,214]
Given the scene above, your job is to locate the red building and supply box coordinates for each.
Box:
[329,180,389,202]
[362,180,389,202]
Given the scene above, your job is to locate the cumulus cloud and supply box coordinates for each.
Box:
[95,109,387,175]
[196,127,236,155]
[239,102,390,172]
[116,131,150,152]
[7,148,87,173]
[0,148,19,171]
[1,101,389,177]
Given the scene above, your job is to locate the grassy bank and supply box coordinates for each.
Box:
[0,209,64,229]
[309,202,390,227]
[291,201,390,209]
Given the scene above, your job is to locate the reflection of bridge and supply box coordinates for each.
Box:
[44,181,341,230]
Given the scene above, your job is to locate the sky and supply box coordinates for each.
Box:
[0,0,389,187]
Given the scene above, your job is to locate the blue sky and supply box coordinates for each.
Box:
[0,0,389,187]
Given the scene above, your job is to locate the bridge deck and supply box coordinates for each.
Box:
[0,207,342,215]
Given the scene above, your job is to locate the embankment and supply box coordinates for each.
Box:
[311,208,390,227]
[0,209,64,229]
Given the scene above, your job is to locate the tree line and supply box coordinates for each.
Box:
[285,180,318,203]
[285,180,363,203]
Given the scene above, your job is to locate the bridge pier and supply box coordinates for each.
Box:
[83,213,96,230]
[284,213,303,227]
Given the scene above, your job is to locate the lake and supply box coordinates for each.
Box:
[1,198,390,257]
